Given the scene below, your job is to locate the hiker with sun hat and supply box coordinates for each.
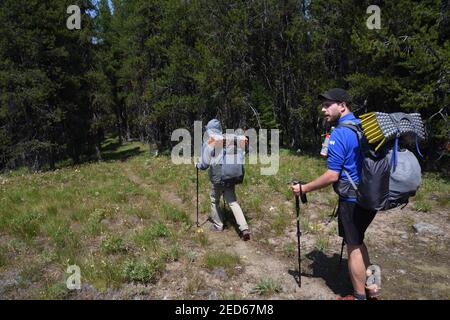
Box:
[196,119,250,241]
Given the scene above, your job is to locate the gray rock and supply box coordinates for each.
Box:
[430,193,439,201]
[0,278,19,294]
[412,223,445,235]
[128,215,141,225]
[285,201,293,207]
[208,291,218,300]
[212,267,228,281]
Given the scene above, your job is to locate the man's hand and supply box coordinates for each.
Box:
[195,162,203,170]
[291,180,308,203]
[208,135,224,148]
[292,170,339,195]
[238,136,248,149]
[291,183,302,196]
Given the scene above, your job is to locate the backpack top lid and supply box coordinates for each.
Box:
[358,112,426,152]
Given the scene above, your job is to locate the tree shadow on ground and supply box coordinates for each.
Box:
[220,200,353,295]
[298,249,353,296]
[101,146,144,162]
[101,140,123,152]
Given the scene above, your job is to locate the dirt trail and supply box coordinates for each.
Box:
[123,165,152,189]
[217,233,335,299]
[123,164,337,300]
[117,164,450,300]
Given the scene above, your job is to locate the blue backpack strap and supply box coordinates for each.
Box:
[391,130,400,171]
[415,133,424,158]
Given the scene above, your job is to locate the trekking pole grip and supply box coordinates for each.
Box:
[291,179,308,204]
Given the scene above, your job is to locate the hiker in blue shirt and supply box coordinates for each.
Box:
[327,112,362,202]
[291,88,378,300]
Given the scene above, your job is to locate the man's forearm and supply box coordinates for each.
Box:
[302,170,339,193]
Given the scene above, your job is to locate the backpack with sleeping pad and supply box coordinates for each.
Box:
[200,119,247,187]
[336,112,425,211]
[219,133,246,186]
[207,133,247,187]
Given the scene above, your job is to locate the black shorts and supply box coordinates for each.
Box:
[337,201,377,246]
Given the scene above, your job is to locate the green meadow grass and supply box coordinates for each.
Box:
[254,278,282,296]
[0,138,448,298]
[203,251,241,277]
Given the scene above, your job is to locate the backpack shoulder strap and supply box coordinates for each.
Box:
[337,120,366,145]
[337,121,362,190]
[337,120,361,133]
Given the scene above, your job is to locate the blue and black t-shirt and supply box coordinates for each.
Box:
[327,113,362,202]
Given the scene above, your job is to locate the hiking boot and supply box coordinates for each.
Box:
[241,229,250,241]
[209,224,223,232]
[337,292,367,300]
[336,295,356,300]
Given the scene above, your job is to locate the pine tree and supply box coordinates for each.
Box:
[346,0,449,168]
[0,0,98,170]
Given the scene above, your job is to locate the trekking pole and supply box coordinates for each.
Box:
[338,238,345,269]
[295,193,302,287]
[196,166,199,228]
[292,180,307,287]
[195,165,210,230]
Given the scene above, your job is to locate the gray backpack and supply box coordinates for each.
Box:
[220,136,245,186]
[385,148,421,210]
[338,122,422,211]
[208,135,245,187]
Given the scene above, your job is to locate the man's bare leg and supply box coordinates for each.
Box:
[347,245,367,296]
[361,242,370,269]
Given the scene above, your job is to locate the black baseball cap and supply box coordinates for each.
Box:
[318,88,352,104]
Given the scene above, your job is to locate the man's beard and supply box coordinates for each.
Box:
[322,117,338,131]
[324,114,339,125]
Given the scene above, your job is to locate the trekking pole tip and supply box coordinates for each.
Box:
[196,227,204,233]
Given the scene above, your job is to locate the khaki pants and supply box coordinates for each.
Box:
[209,183,248,232]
